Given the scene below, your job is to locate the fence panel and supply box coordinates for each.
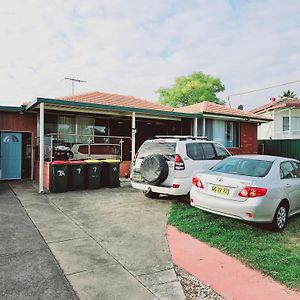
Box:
[258,139,300,160]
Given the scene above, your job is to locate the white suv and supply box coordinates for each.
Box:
[131,136,231,198]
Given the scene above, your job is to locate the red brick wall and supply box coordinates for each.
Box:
[0,111,37,145]
[228,122,258,155]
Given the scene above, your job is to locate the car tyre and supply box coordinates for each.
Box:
[140,154,169,185]
[271,202,288,232]
[143,190,160,199]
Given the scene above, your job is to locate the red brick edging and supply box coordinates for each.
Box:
[167,225,299,300]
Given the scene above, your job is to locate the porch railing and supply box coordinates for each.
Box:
[39,133,131,162]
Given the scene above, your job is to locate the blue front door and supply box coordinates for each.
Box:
[0,132,22,179]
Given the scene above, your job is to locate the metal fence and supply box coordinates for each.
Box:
[258,139,300,160]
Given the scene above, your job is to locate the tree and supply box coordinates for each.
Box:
[156,72,225,107]
[281,90,297,98]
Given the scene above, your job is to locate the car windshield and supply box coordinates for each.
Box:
[211,157,273,177]
[137,141,176,159]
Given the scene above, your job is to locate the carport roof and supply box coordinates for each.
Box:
[25,95,201,119]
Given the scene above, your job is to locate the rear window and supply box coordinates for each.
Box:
[211,157,273,177]
[137,141,176,159]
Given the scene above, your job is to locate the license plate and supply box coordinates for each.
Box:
[211,185,229,196]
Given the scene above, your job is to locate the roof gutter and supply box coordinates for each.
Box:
[203,113,271,123]
[26,97,202,119]
[0,105,23,112]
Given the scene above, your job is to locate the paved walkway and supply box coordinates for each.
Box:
[167,225,300,300]
[0,183,77,300]
[11,182,185,300]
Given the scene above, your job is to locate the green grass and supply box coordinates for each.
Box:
[168,202,300,290]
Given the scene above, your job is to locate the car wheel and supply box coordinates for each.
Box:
[140,154,169,185]
[143,190,160,199]
[272,203,288,232]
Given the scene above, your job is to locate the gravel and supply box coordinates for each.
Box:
[174,265,224,300]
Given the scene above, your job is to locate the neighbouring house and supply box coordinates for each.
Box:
[251,97,300,140]
[0,91,270,192]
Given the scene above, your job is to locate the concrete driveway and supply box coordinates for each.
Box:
[11,181,185,300]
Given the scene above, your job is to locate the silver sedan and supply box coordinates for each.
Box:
[190,155,300,231]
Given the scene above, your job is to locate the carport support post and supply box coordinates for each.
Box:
[131,112,136,162]
[39,102,44,193]
[193,117,198,136]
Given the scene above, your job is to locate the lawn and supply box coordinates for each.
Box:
[168,202,300,290]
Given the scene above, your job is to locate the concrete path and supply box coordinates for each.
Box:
[167,225,300,300]
[0,183,77,300]
[11,181,185,300]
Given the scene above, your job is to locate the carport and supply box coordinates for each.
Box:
[25,96,199,193]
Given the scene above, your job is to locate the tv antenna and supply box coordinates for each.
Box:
[64,77,87,95]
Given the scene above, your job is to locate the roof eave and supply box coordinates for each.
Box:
[26,97,202,119]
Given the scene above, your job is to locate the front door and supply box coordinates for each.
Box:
[0,132,22,179]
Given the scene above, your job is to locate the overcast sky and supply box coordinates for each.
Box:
[1,0,300,110]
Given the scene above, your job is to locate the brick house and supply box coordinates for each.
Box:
[0,91,270,192]
[175,101,269,155]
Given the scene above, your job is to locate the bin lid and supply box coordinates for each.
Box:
[100,159,121,163]
[51,160,68,165]
[84,159,102,164]
[67,160,86,165]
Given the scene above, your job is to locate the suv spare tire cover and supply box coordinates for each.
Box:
[140,154,169,185]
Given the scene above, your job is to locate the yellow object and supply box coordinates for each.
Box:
[100,159,120,163]
[84,159,101,163]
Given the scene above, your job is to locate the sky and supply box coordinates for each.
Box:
[0,0,300,110]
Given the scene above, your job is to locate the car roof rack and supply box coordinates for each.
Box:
[153,135,209,141]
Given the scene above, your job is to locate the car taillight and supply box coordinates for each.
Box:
[238,186,268,198]
[192,177,204,189]
[175,154,185,170]
[132,152,139,166]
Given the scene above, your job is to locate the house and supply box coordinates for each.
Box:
[0,91,270,192]
[175,101,270,155]
[251,97,300,140]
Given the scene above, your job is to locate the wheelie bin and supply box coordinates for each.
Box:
[50,160,68,193]
[85,160,102,189]
[101,159,120,188]
[68,160,86,190]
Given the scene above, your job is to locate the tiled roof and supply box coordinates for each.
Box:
[57,91,173,112]
[175,101,269,120]
[251,98,300,114]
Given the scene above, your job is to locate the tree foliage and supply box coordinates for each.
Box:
[156,72,225,107]
[281,90,297,98]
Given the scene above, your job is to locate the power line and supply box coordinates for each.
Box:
[227,79,300,107]
[64,77,87,95]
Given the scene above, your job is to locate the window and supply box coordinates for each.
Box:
[205,119,239,148]
[291,162,300,178]
[94,118,108,136]
[212,157,273,177]
[58,116,76,143]
[282,116,300,132]
[214,143,230,159]
[280,161,296,179]
[202,143,216,160]
[137,141,176,159]
[76,117,94,143]
[186,143,205,160]
[283,117,289,131]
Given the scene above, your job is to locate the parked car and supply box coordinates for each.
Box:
[131,136,231,198]
[190,155,300,231]
[71,143,120,160]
